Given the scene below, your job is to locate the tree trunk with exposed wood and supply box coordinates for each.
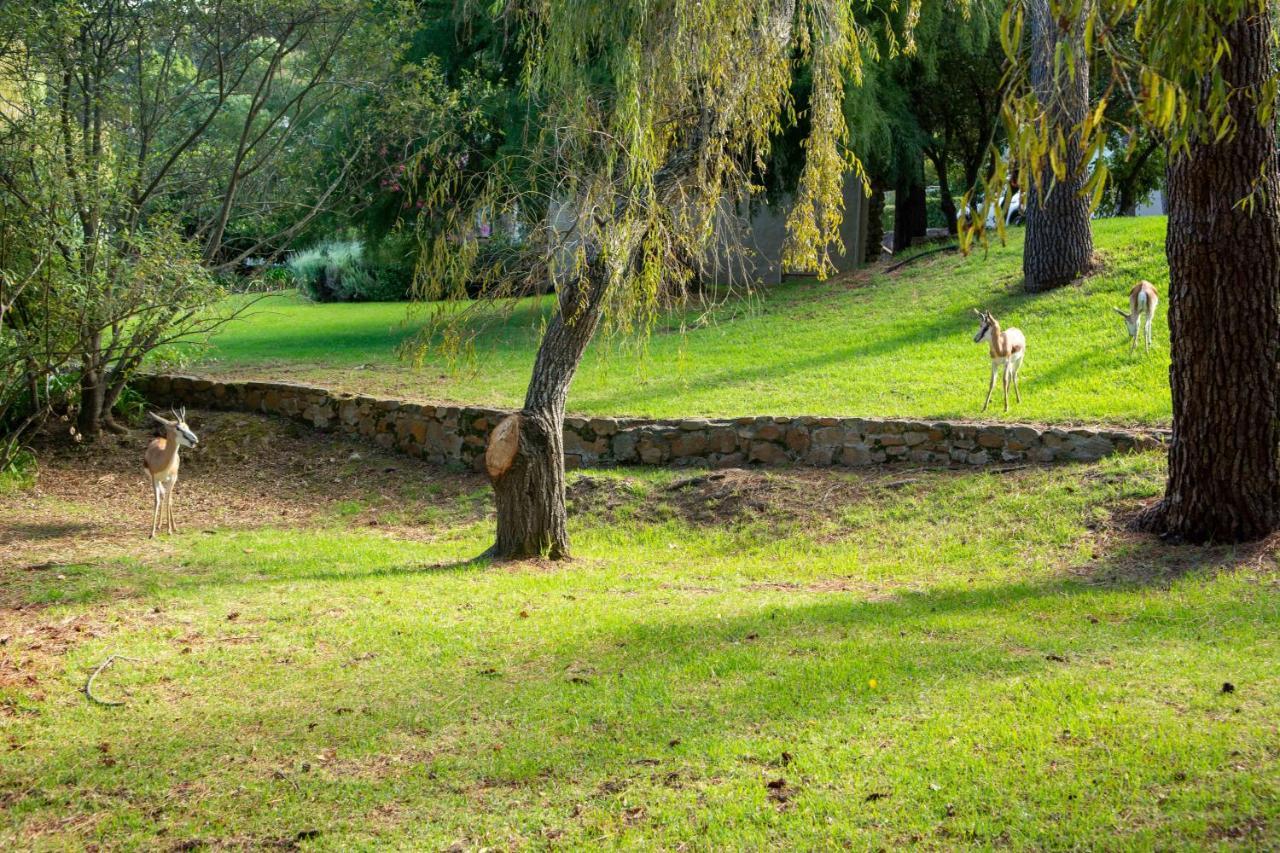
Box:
[1136,8,1280,543]
[1022,0,1094,292]
[483,0,798,559]
[487,260,609,558]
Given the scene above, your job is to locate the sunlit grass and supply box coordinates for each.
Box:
[4,452,1278,848]
[188,218,1173,425]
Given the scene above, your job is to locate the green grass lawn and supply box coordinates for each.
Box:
[3,417,1278,848]
[190,217,1173,426]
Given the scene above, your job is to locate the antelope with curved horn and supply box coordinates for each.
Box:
[143,407,198,538]
[972,309,1026,413]
[1114,279,1159,354]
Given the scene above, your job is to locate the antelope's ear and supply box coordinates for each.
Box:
[1113,307,1129,317]
[972,308,983,317]
[148,411,171,426]
[179,406,187,422]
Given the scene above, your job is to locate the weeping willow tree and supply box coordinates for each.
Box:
[969,0,1280,542]
[414,0,920,559]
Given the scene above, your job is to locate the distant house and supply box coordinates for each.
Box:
[700,174,870,286]
[1133,189,1166,217]
[547,173,870,288]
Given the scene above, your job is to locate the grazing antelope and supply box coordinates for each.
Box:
[143,408,198,538]
[1114,279,1159,353]
[973,309,1026,413]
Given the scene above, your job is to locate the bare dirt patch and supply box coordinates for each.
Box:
[568,466,923,529]
[1069,503,1280,587]
[0,410,488,573]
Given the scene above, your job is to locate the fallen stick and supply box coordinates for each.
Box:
[84,654,141,707]
[885,244,958,273]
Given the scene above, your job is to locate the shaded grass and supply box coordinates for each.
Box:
[189,218,1173,425]
[3,449,1278,849]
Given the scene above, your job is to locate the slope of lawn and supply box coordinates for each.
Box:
[191,217,1172,425]
[2,411,1278,848]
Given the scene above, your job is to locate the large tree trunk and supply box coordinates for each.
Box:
[1117,184,1138,217]
[929,149,958,236]
[892,163,928,252]
[488,261,609,559]
[1022,0,1094,292]
[76,334,104,439]
[1137,7,1280,543]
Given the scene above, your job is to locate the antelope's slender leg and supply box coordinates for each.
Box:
[1013,359,1023,403]
[151,482,162,538]
[166,483,176,534]
[1002,364,1011,412]
[982,362,998,412]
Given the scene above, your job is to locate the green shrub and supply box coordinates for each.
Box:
[0,447,36,491]
[112,386,149,425]
[288,239,412,302]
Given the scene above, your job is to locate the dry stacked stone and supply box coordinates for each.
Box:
[134,374,1167,472]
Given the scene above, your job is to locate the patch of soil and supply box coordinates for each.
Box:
[567,467,877,528]
[0,410,488,572]
[1069,504,1280,587]
[743,579,892,598]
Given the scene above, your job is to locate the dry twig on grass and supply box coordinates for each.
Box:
[84,654,142,707]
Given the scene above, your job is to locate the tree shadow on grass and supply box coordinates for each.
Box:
[2,521,100,541]
[581,311,983,416]
[574,283,1080,419]
[39,565,1274,849]
[0,536,496,609]
[1066,506,1280,589]
[9,465,1277,847]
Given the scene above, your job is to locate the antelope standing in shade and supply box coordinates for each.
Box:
[143,408,198,538]
[973,309,1026,413]
[1114,279,1159,354]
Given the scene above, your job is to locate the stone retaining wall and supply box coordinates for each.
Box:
[134,374,1168,472]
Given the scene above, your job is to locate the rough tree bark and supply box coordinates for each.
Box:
[488,260,610,558]
[1022,0,1094,292]
[76,359,105,438]
[928,149,958,235]
[893,163,928,252]
[1136,7,1280,543]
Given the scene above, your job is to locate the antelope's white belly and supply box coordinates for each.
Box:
[999,328,1026,364]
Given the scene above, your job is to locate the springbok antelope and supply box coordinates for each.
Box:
[143,408,198,538]
[1114,279,1159,353]
[973,309,1026,413]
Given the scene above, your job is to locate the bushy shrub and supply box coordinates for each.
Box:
[288,239,413,302]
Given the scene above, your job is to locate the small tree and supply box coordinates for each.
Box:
[419,0,917,558]
[1,0,403,438]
